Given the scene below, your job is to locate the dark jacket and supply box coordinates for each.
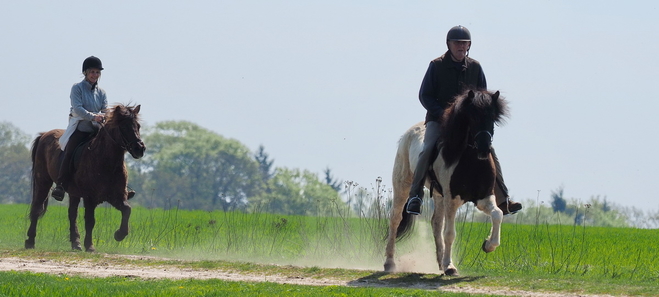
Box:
[419,50,487,123]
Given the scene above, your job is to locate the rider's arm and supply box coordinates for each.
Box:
[419,61,446,115]
[70,84,96,121]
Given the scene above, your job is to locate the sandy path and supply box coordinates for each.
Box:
[0,255,621,297]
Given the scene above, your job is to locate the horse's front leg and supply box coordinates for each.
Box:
[431,193,446,274]
[110,199,131,242]
[68,196,82,251]
[476,194,502,253]
[82,200,97,252]
[442,195,464,276]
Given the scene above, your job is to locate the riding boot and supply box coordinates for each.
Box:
[53,145,75,201]
[52,155,71,201]
[492,148,522,215]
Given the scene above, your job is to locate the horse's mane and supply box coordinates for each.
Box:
[105,104,140,126]
[442,89,508,126]
[440,89,509,163]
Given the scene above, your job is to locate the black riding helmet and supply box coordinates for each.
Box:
[82,56,104,72]
[446,25,471,42]
[446,25,472,56]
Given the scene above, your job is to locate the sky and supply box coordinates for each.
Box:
[1,1,658,211]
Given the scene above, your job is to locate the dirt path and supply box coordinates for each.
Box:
[0,255,619,297]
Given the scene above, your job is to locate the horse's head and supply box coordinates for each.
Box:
[106,104,146,159]
[459,90,508,160]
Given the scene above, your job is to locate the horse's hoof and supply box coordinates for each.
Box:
[85,246,96,253]
[25,240,35,249]
[482,239,496,253]
[444,268,459,276]
[114,230,128,241]
[384,262,396,273]
[71,244,82,251]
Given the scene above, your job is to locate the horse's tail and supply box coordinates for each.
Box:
[29,134,48,218]
[396,202,415,240]
[30,134,41,164]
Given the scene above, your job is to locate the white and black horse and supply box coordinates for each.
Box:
[384,90,509,276]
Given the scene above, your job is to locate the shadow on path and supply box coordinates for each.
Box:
[347,271,485,290]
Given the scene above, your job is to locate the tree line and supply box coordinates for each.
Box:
[0,120,349,216]
[2,120,658,227]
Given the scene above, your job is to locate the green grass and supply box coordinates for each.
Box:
[452,219,659,281]
[2,203,659,296]
[2,204,394,269]
[0,270,499,297]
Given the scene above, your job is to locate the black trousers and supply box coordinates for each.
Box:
[56,130,92,187]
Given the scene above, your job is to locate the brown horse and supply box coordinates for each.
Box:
[384,90,509,275]
[25,104,145,252]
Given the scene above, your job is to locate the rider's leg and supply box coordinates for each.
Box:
[52,130,90,201]
[491,147,522,214]
[406,121,441,215]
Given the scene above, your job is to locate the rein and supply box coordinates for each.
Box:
[89,120,132,152]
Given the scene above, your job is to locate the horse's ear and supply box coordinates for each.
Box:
[492,91,500,102]
[465,90,476,105]
[133,105,141,115]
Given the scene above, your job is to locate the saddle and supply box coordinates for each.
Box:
[58,132,97,174]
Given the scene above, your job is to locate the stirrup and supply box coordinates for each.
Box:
[51,186,65,201]
[406,196,422,215]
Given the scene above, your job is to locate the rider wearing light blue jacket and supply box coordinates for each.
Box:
[52,56,107,201]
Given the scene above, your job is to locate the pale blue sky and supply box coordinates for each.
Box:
[2,1,658,210]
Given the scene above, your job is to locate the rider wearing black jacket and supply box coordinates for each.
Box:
[406,25,522,216]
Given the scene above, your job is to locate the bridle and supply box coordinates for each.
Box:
[93,118,141,152]
[470,130,493,149]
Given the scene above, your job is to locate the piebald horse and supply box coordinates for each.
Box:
[384,90,508,276]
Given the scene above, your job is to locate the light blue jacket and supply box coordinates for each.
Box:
[70,79,107,132]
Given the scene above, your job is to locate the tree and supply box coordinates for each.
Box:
[254,145,275,182]
[0,122,32,204]
[249,168,349,216]
[323,167,342,192]
[128,121,263,211]
[550,186,567,213]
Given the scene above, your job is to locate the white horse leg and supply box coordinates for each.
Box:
[430,193,445,273]
[476,194,503,253]
[384,189,407,272]
[442,195,464,276]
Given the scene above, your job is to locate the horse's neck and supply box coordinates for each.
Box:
[440,122,469,166]
[91,128,126,164]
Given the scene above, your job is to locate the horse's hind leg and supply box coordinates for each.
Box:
[25,180,51,249]
[384,186,407,272]
[384,157,412,272]
[431,194,446,274]
[68,196,82,251]
[477,195,503,253]
[441,196,464,276]
[82,200,97,252]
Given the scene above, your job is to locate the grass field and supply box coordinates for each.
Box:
[0,270,495,297]
[1,203,658,296]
